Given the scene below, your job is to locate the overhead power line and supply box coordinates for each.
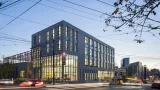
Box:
[28,0,104,23]
[63,0,111,16]
[0,12,159,44]
[148,32,160,41]
[46,0,102,18]
[0,0,42,31]
[0,13,49,26]
[0,0,10,7]
[0,0,159,44]
[0,0,25,11]
[0,37,31,43]
[0,32,31,42]
[96,0,115,7]
[0,38,30,43]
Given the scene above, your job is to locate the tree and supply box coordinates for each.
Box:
[103,0,160,43]
[0,63,15,79]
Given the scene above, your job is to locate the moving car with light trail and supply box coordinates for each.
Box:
[20,79,44,87]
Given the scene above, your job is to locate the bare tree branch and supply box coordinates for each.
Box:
[104,0,160,43]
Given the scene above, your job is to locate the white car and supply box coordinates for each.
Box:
[0,79,14,85]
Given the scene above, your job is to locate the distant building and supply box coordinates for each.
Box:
[128,61,142,78]
[121,58,129,68]
[142,65,149,80]
[150,68,160,75]
[115,68,127,79]
[115,66,118,69]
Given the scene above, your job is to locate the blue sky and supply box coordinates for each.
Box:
[0,0,160,69]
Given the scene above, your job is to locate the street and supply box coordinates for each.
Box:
[0,85,156,90]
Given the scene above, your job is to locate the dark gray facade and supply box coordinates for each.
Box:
[31,20,115,82]
[15,62,32,78]
[128,62,142,79]
[142,65,149,80]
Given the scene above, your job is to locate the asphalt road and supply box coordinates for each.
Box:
[0,85,156,90]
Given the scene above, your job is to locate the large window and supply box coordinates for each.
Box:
[41,54,78,81]
[20,70,25,78]
[58,40,61,50]
[34,36,37,45]
[70,29,73,51]
[98,71,112,81]
[85,37,88,43]
[85,70,97,81]
[94,41,97,67]
[32,46,41,78]
[52,28,55,39]
[46,31,49,41]
[38,34,41,43]
[90,49,92,66]
[42,56,53,80]
[85,37,89,65]
[90,39,93,66]
[66,27,68,50]
[58,26,61,37]
[85,48,89,65]
[58,26,61,51]
[47,43,49,53]
[98,43,100,68]
[74,31,78,52]
[64,54,78,81]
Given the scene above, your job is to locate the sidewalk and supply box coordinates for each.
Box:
[45,83,109,88]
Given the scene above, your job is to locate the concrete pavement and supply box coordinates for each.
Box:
[0,83,109,90]
[45,82,109,88]
[0,83,153,90]
[0,85,153,90]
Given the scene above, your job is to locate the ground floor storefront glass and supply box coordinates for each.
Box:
[39,54,78,82]
[98,71,114,82]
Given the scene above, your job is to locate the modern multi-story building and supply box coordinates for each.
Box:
[31,20,115,83]
[121,58,129,68]
[128,61,142,78]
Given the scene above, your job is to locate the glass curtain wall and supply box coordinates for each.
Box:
[64,54,78,81]
[41,54,78,82]
[98,71,112,81]
[32,46,41,79]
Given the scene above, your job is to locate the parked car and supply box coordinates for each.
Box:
[20,79,44,87]
[151,80,160,89]
[0,79,14,85]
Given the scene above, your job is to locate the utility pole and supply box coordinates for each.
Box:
[62,52,66,83]
[52,39,55,85]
